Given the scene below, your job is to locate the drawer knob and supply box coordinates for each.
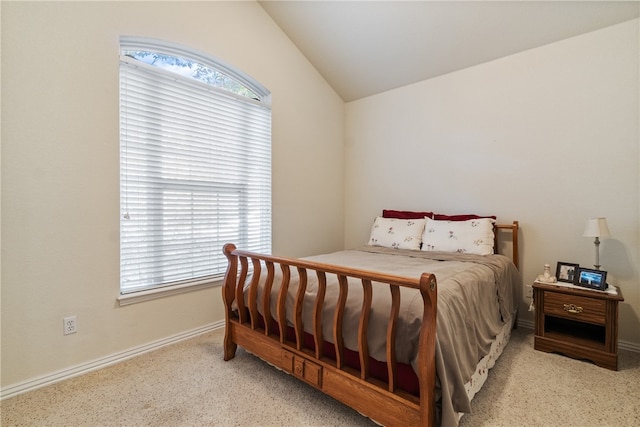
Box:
[563,303,583,314]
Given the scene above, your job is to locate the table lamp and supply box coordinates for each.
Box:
[583,217,610,270]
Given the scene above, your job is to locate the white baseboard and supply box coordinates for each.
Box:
[619,339,640,353]
[516,318,535,330]
[1,321,224,400]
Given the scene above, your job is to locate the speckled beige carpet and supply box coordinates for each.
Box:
[2,327,639,426]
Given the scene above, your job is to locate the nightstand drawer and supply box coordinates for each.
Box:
[543,291,606,324]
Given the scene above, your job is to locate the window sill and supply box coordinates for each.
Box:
[117,278,221,307]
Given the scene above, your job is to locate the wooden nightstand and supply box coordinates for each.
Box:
[533,281,624,370]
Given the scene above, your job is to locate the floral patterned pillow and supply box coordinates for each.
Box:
[421,217,495,255]
[367,216,426,250]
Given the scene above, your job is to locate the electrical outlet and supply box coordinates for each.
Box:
[63,316,77,335]
[524,285,533,299]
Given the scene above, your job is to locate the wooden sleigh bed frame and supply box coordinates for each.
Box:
[222,221,519,427]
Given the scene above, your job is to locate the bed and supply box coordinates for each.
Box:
[221,212,520,426]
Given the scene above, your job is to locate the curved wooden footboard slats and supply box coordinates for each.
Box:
[263,261,275,336]
[294,267,307,351]
[333,274,348,369]
[358,279,372,380]
[277,264,290,343]
[222,243,438,426]
[247,258,261,329]
[387,285,401,393]
[313,271,327,360]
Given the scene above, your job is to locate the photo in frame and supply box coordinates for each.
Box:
[556,262,579,283]
[576,267,608,290]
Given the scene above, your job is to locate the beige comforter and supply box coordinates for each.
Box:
[247,246,519,427]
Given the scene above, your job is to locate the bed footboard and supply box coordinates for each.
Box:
[222,244,437,427]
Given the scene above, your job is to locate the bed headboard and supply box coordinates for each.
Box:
[494,221,519,269]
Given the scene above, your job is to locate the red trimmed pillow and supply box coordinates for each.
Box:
[382,209,433,220]
[433,213,496,221]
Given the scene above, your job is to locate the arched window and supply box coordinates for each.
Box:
[119,37,271,297]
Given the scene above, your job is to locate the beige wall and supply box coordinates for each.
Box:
[345,19,640,347]
[1,1,344,389]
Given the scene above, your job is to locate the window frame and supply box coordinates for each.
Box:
[118,36,271,305]
[120,36,271,105]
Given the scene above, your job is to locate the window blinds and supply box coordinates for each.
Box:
[119,58,271,293]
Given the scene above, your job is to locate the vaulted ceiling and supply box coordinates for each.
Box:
[260,1,640,101]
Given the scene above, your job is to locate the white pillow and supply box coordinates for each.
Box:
[421,217,495,255]
[367,216,426,250]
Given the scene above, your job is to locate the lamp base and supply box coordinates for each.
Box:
[593,237,601,271]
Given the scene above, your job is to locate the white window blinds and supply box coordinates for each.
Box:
[119,44,271,294]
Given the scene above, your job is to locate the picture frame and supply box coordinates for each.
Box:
[576,267,608,291]
[556,262,579,283]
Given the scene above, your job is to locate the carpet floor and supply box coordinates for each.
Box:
[2,327,639,426]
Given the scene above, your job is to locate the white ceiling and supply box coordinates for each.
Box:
[260,1,640,101]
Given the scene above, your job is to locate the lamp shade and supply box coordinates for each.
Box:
[583,217,610,238]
